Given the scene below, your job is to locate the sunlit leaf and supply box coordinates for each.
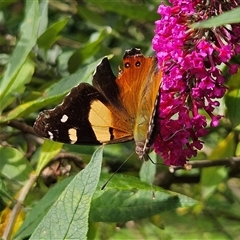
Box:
[0,0,40,112]
[0,58,34,111]
[35,140,63,175]
[29,147,103,240]
[38,0,49,36]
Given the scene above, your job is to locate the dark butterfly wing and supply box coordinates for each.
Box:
[34,59,134,145]
[34,83,106,144]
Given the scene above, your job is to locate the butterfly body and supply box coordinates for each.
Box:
[34,48,162,160]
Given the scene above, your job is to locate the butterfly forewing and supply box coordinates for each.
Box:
[116,49,162,158]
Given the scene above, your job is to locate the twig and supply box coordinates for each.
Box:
[53,152,85,169]
[7,120,36,135]
[7,120,37,158]
[2,173,38,240]
[155,157,240,188]
[170,157,240,172]
[23,134,36,159]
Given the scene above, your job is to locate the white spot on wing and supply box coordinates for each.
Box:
[61,114,68,123]
[48,131,54,140]
[68,128,77,144]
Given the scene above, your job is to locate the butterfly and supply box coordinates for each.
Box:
[33,48,162,160]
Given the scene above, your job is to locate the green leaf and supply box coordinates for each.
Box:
[191,7,240,28]
[38,0,49,36]
[0,0,40,112]
[89,174,198,222]
[0,146,33,184]
[38,18,69,50]
[16,171,197,238]
[200,132,236,199]
[139,151,157,185]
[29,146,103,240]
[35,140,63,176]
[0,57,103,123]
[0,58,35,111]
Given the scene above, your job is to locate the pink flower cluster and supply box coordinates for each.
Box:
[152,0,240,166]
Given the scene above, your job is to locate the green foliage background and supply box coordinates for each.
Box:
[0,1,240,239]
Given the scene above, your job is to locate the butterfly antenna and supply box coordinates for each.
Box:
[145,154,157,165]
[101,152,135,190]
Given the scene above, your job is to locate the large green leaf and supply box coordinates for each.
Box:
[0,0,40,112]
[29,146,103,240]
[89,174,198,222]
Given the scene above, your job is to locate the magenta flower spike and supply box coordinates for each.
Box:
[152,0,240,166]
